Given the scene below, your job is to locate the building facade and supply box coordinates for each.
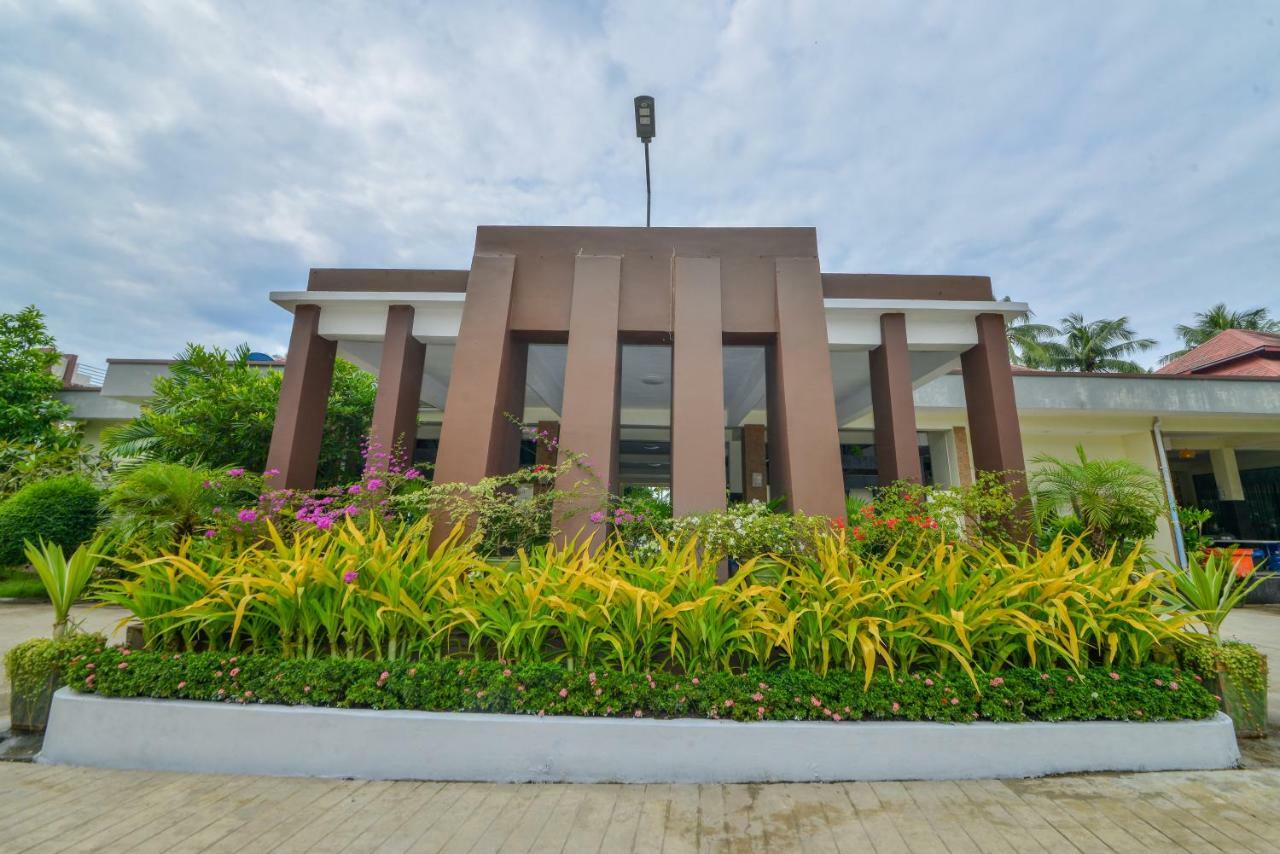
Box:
[261,226,1027,538]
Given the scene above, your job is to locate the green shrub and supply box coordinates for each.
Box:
[0,475,101,566]
[66,649,1219,724]
[4,633,105,704]
[664,501,831,562]
[1179,638,1267,695]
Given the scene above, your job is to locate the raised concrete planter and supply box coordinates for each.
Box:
[39,689,1240,783]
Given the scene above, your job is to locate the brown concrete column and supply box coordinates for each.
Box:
[671,256,727,516]
[740,424,768,503]
[433,254,526,485]
[553,255,622,546]
[869,313,923,484]
[767,257,846,519]
[368,305,426,470]
[961,312,1028,499]
[265,304,337,489]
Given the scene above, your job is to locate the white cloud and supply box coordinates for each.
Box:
[0,0,1277,367]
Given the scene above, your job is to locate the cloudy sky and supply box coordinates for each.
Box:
[2,1,1278,368]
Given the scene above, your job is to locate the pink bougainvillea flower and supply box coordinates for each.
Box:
[589,511,605,524]
[314,517,334,530]
[366,478,384,491]
[405,469,420,479]
[343,570,358,584]
[347,484,362,495]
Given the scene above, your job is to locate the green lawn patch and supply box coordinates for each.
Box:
[0,565,47,599]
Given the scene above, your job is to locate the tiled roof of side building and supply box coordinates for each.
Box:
[1155,328,1280,376]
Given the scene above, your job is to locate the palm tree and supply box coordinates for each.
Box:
[1039,313,1156,373]
[1007,317,1057,368]
[1162,303,1280,364]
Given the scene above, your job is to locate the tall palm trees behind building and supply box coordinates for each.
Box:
[1006,301,1278,373]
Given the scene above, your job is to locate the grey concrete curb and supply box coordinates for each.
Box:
[38,688,1241,783]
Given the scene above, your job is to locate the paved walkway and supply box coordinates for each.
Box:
[2,761,1279,853]
[0,603,1278,852]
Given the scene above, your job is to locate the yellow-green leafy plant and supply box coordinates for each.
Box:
[99,520,1192,686]
[25,535,105,637]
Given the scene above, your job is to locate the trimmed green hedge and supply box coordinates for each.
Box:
[66,649,1218,724]
[0,475,100,566]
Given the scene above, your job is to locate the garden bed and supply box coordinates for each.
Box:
[40,689,1239,782]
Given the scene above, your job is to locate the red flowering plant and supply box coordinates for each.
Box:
[845,486,947,558]
[843,474,1025,558]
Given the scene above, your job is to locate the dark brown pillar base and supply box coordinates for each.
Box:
[869,313,923,485]
[432,255,525,546]
[265,304,337,490]
[962,312,1030,528]
[766,258,846,520]
[672,256,727,516]
[368,305,426,471]
[553,255,623,547]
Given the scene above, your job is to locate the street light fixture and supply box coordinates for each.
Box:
[634,95,655,227]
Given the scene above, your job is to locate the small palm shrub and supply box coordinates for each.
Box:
[1030,445,1166,556]
[0,475,100,566]
[103,462,240,554]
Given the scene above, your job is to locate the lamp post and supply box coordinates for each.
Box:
[634,95,655,227]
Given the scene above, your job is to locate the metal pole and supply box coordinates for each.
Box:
[643,140,651,227]
[1153,417,1188,568]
